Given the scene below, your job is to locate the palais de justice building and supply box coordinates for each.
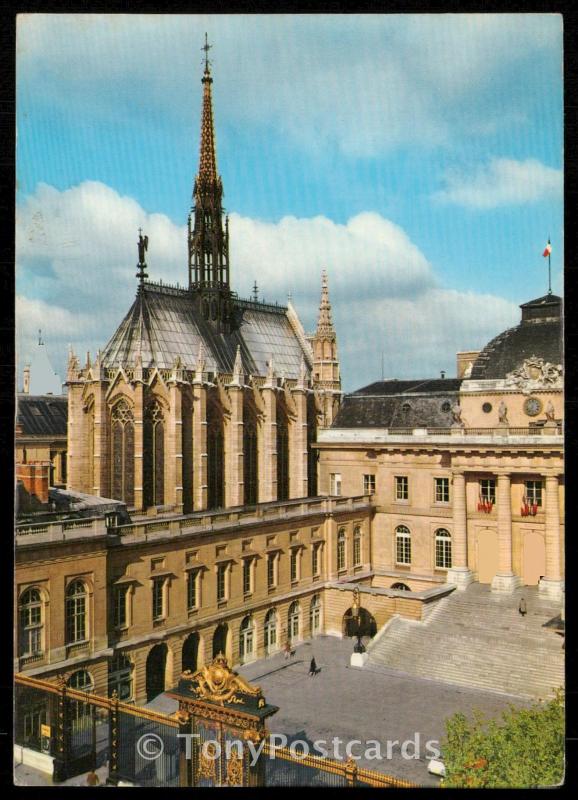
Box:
[15,48,563,705]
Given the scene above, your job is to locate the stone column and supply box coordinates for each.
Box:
[260,386,277,503]
[446,470,474,589]
[168,382,183,513]
[539,474,564,600]
[133,381,145,511]
[492,473,521,593]
[192,380,208,511]
[289,387,308,499]
[225,384,244,507]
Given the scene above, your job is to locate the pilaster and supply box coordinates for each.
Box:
[192,381,208,511]
[260,386,277,503]
[290,387,308,499]
[133,381,145,511]
[225,384,244,507]
[92,381,110,497]
[168,382,184,513]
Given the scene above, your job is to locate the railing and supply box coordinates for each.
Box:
[15,496,373,542]
[262,742,417,787]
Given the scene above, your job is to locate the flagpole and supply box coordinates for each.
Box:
[548,236,552,295]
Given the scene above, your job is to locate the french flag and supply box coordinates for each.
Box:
[543,240,552,257]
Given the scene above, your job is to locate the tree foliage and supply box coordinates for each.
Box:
[441,690,564,788]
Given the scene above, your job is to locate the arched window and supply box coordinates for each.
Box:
[144,399,165,508]
[391,582,411,591]
[288,601,300,643]
[310,594,321,636]
[276,399,289,501]
[19,588,43,657]
[66,580,87,644]
[239,615,254,662]
[243,396,258,505]
[264,609,278,654]
[435,528,452,569]
[395,525,411,565]
[67,670,94,728]
[108,653,133,701]
[353,526,362,566]
[111,399,135,505]
[207,401,224,510]
[337,527,346,571]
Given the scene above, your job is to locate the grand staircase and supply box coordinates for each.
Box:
[367,584,564,699]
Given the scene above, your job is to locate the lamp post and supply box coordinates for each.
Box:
[351,586,365,654]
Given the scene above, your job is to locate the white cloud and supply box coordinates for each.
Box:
[16,14,562,156]
[16,180,520,391]
[432,158,563,209]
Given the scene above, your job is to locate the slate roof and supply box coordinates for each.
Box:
[101,283,310,379]
[334,379,462,429]
[16,395,68,437]
[470,294,562,380]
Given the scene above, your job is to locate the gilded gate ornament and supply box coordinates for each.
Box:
[182,653,262,706]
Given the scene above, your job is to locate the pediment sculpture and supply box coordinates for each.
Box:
[505,356,563,394]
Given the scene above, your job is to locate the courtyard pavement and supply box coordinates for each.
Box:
[235,635,528,786]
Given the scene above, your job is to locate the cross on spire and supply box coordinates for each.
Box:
[202,32,212,73]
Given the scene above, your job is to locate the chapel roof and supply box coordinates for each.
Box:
[16,394,68,438]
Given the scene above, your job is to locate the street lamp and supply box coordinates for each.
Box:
[351,586,365,654]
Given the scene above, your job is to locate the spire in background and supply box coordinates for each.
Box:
[198,33,218,185]
[316,269,335,338]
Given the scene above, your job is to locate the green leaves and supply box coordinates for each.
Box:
[441,689,564,788]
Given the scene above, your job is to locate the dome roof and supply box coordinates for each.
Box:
[470,294,562,381]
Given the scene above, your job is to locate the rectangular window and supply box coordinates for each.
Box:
[435,477,450,503]
[243,559,252,596]
[187,570,198,610]
[396,531,411,565]
[525,480,543,506]
[330,473,342,496]
[267,553,277,589]
[395,476,409,501]
[480,478,496,503]
[114,586,128,628]
[353,533,362,566]
[312,543,321,577]
[152,578,165,621]
[290,549,299,583]
[217,564,227,602]
[363,474,376,495]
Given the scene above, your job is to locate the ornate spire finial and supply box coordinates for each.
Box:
[198,35,217,184]
[231,345,243,386]
[202,32,212,75]
[316,269,334,336]
[265,355,275,387]
[297,355,308,390]
[136,230,149,285]
[194,341,206,383]
[253,280,259,302]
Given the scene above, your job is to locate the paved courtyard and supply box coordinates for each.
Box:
[236,635,528,786]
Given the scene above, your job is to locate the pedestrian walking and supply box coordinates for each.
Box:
[309,657,317,676]
[284,642,291,660]
[518,597,527,617]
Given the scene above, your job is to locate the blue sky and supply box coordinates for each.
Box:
[16,14,563,392]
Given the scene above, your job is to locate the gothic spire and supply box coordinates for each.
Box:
[316,269,335,338]
[188,35,231,325]
[198,33,218,186]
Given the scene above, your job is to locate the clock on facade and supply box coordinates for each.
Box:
[524,397,542,417]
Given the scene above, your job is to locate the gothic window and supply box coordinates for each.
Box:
[207,402,224,510]
[243,397,258,505]
[144,399,165,508]
[19,588,44,657]
[395,525,411,565]
[108,653,133,701]
[65,580,87,644]
[307,395,318,497]
[435,529,452,569]
[111,399,134,506]
[276,400,289,501]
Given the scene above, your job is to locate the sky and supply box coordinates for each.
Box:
[16,14,563,393]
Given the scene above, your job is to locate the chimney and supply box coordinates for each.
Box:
[16,461,50,507]
[23,364,30,394]
[456,350,481,379]
[440,370,446,380]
